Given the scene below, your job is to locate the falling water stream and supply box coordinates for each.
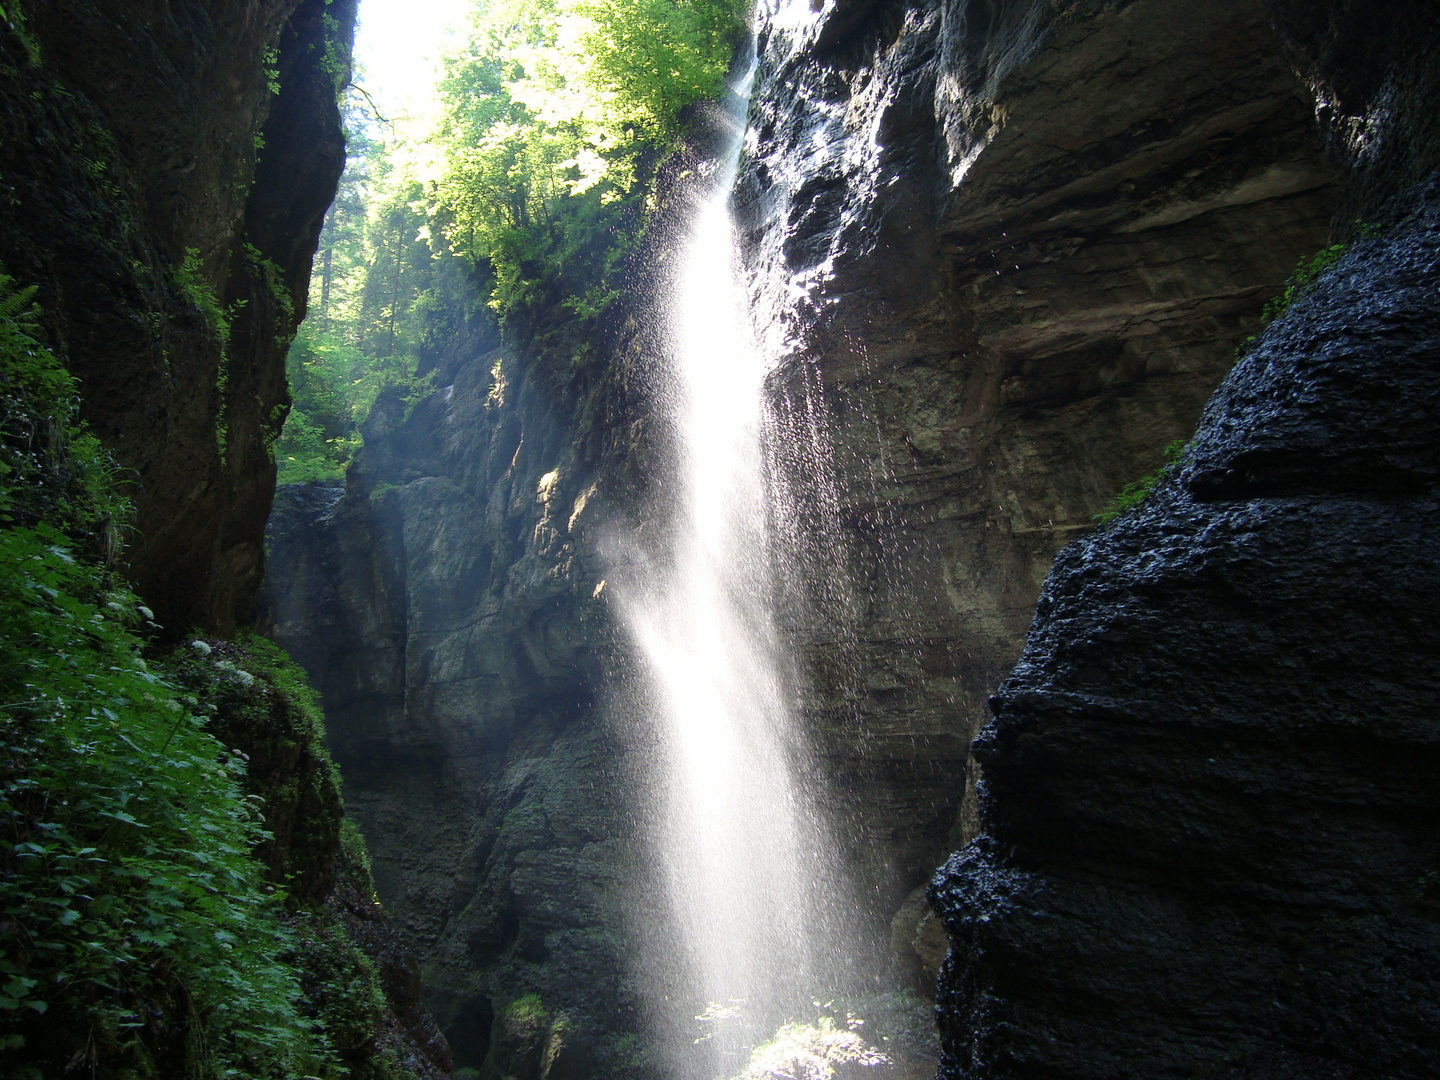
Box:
[614,50,863,1080]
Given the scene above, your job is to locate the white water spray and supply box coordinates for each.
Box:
[614,62,859,1080]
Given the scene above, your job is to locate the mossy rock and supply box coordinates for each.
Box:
[162,632,344,906]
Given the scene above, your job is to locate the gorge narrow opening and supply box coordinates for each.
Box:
[285,0,916,1075]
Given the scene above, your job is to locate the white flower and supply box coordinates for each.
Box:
[213,658,255,686]
[190,640,212,656]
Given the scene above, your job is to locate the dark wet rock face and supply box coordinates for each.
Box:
[0,0,353,632]
[930,3,1440,1076]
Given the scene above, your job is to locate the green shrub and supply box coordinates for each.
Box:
[0,525,330,1077]
[1261,243,1348,326]
[1094,439,1187,525]
[0,270,435,1078]
[1235,226,1378,358]
[172,247,232,350]
[275,404,353,483]
[0,274,130,550]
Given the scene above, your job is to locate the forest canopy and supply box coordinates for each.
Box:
[275,0,747,484]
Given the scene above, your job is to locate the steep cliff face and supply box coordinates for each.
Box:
[0,0,354,633]
[265,302,665,1075]
[930,2,1440,1076]
[0,4,461,1074]
[264,0,1358,1074]
[736,0,1338,944]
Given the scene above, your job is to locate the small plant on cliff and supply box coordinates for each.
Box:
[172,247,239,458]
[1259,242,1349,325]
[1093,439,1187,525]
[0,273,130,554]
[245,242,295,321]
[1235,224,1379,358]
[173,247,232,349]
[0,0,42,66]
[264,44,282,95]
[319,9,353,95]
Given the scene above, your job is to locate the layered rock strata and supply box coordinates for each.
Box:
[0,0,354,632]
[930,2,1440,1076]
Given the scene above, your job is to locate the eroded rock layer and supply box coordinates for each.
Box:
[930,2,1440,1076]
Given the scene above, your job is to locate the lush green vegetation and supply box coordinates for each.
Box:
[0,532,319,1076]
[274,123,486,484]
[0,277,129,550]
[1235,226,1376,359]
[0,276,427,1077]
[0,275,302,1074]
[435,0,746,322]
[274,0,748,484]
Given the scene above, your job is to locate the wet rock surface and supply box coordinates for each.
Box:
[930,2,1440,1076]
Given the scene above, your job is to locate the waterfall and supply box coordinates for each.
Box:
[612,52,860,1080]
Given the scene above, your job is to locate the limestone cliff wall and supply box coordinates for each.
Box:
[929,1,1440,1076]
[0,0,355,633]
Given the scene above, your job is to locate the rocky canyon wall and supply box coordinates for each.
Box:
[929,1,1440,1076]
[0,0,355,633]
[0,2,463,1075]
[738,0,1341,967]
[265,305,667,1075]
[263,0,1365,1076]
